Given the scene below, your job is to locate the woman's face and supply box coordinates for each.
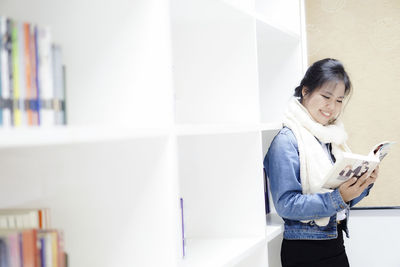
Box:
[301,81,346,125]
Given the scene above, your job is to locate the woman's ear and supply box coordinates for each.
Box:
[301,86,308,98]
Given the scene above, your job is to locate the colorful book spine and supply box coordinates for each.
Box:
[52,45,65,125]
[263,169,271,215]
[0,237,9,267]
[24,23,34,126]
[33,25,40,126]
[180,197,185,258]
[0,16,13,128]
[11,20,21,126]
[22,229,38,267]
[18,21,27,126]
[6,18,14,126]
[37,26,54,126]
[8,232,21,267]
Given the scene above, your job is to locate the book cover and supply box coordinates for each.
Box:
[0,16,12,127]
[17,21,26,126]
[263,168,271,215]
[0,237,9,267]
[33,25,40,126]
[8,232,22,267]
[51,44,64,125]
[22,229,38,267]
[37,25,54,126]
[0,16,13,128]
[7,231,21,267]
[57,230,65,267]
[322,141,395,189]
[11,20,21,126]
[61,65,67,124]
[51,231,58,267]
[24,22,34,126]
[39,237,45,267]
[180,198,185,258]
[5,18,14,126]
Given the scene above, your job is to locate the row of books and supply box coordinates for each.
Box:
[0,16,66,127]
[0,208,51,230]
[0,209,67,267]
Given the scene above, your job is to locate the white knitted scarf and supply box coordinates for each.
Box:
[283,97,351,226]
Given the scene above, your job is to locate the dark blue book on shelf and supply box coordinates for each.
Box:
[40,237,46,267]
[180,197,185,258]
[263,169,270,215]
[0,238,9,267]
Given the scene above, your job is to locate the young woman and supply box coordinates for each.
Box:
[264,58,379,267]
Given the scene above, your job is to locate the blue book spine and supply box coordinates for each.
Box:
[0,238,9,267]
[40,237,46,267]
[18,233,23,266]
[263,169,271,215]
[180,197,185,258]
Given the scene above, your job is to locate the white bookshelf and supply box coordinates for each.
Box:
[0,126,170,148]
[177,133,265,238]
[257,19,303,124]
[181,237,265,267]
[0,0,305,266]
[171,0,259,124]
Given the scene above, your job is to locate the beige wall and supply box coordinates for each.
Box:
[305,0,400,207]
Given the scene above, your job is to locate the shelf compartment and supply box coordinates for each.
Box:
[180,237,265,267]
[177,133,265,239]
[0,0,175,127]
[0,137,178,267]
[257,19,303,124]
[220,0,301,41]
[255,0,301,36]
[171,0,260,124]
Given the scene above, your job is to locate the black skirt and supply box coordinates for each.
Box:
[281,223,350,267]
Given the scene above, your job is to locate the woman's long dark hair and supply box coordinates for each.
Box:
[294,58,352,102]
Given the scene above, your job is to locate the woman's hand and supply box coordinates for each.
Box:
[339,165,379,203]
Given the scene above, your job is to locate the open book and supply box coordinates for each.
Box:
[322,141,395,189]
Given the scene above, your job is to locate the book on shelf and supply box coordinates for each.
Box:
[0,17,13,127]
[0,208,67,267]
[51,45,66,125]
[263,169,270,215]
[322,141,395,189]
[0,16,67,128]
[179,198,185,259]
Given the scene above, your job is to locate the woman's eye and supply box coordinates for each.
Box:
[337,100,343,103]
[321,95,330,99]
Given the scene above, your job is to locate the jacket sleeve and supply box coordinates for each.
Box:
[350,184,374,207]
[264,130,349,221]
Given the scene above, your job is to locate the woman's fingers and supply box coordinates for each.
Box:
[343,177,358,188]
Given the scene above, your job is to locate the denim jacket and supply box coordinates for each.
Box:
[264,127,372,240]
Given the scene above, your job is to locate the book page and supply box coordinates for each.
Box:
[322,154,379,189]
